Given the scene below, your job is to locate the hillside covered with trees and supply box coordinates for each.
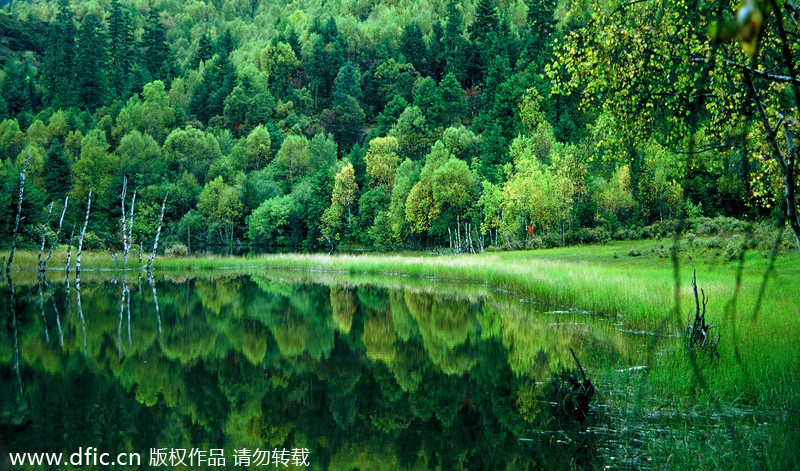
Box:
[1,0,798,254]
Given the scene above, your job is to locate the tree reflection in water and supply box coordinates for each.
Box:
[1,273,628,469]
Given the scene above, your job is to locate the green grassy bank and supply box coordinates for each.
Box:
[5,239,800,468]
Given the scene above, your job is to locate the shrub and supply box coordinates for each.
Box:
[572,227,611,245]
[81,231,105,251]
[721,235,746,261]
[165,243,189,257]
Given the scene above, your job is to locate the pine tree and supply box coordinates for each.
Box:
[107,0,134,99]
[428,22,446,80]
[332,62,362,108]
[400,23,427,74]
[189,34,214,69]
[438,73,467,125]
[43,140,71,200]
[469,0,499,45]
[1,60,32,115]
[41,0,76,107]
[75,13,108,109]
[216,29,235,58]
[443,1,468,82]
[142,9,173,79]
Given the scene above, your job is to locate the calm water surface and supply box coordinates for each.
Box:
[0,271,673,469]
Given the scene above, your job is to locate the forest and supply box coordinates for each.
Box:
[1,0,798,254]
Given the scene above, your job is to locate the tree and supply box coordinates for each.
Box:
[197,175,243,245]
[443,1,469,82]
[190,54,237,123]
[42,140,71,201]
[548,0,800,248]
[320,163,358,247]
[41,0,76,107]
[74,14,108,109]
[501,137,558,238]
[414,77,444,128]
[594,165,636,228]
[1,60,33,116]
[469,0,500,46]
[364,136,401,190]
[245,125,272,171]
[189,34,215,69]
[107,0,134,99]
[438,73,467,126]
[332,62,362,108]
[163,126,222,184]
[400,23,427,74]
[308,132,337,173]
[142,9,174,80]
[247,195,295,244]
[320,96,364,152]
[273,135,310,184]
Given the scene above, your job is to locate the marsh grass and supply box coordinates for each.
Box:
[5,239,799,468]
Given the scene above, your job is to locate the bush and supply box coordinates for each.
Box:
[721,235,746,261]
[691,216,748,235]
[572,227,611,245]
[81,231,105,251]
[701,236,722,249]
[165,243,189,257]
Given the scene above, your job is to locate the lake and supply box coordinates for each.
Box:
[0,270,773,469]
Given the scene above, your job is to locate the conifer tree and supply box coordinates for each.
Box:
[189,34,214,69]
[107,0,134,99]
[75,13,108,109]
[41,0,76,107]
[142,9,173,79]
[43,140,71,200]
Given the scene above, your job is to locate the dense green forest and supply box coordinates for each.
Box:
[1,0,798,253]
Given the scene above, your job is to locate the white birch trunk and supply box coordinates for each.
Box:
[38,202,54,272]
[43,197,68,271]
[76,189,93,285]
[7,148,33,276]
[146,193,168,272]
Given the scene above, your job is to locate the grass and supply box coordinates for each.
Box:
[5,238,799,467]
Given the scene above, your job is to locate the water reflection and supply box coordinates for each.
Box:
[1,272,632,469]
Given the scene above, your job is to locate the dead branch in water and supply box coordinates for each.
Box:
[687,270,720,358]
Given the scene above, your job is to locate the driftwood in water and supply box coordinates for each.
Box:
[43,198,68,271]
[687,270,720,357]
[146,193,168,273]
[545,348,596,423]
[7,148,33,276]
[76,190,93,284]
[37,202,54,272]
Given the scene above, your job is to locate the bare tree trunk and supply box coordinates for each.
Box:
[76,277,87,355]
[147,193,168,273]
[150,272,163,345]
[187,222,191,255]
[76,190,93,285]
[7,274,23,395]
[120,176,128,268]
[6,148,33,277]
[43,198,68,271]
[45,277,63,347]
[126,191,136,268]
[64,224,75,283]
[37,274,49,343]
[780,124,800,250]
[38,202,54,272]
